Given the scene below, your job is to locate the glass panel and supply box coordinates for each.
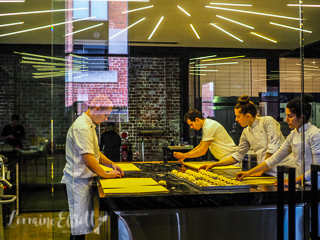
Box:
[73,0,90,19]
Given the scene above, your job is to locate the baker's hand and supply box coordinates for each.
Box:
[173,152,185,164]
[236,171,250,180]
[6,134,15,140]
[106,170,122,178]
[199,164,214,171]
[112,164,124,176]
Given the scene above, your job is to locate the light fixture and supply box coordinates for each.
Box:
[1,17,96,38]
[190,24,200,39]
[0,21,24,28]
[216,15,254,29]
[15,52,85,63]
[296,63,319,69]
[269,22,312,33]
[122,5,154,14]
[190,73,207,76]
[64,23,104,36]
[205,6,301,20]
[148,16,164,39]
[189,61,195,65]
[0,8,87,17]
[209,2,252,7]
[22,56,45,61]
[199,70,219,72]
[69,54,89,59]
[189,66,207,69]
[0,0,25,2]
[190,55,217,60]
[177,5,191,16]
[287,4,320,7]
[202,55,245,62]
[109,17,146,40]
[250,32,277,43]
[196,62,238,66]
[210,23,243,42]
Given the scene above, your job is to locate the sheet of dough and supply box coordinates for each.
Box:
[133,185,169,193]
[127,178,159,186]
[184,161,240,170]
[240,177,277,185]
[103,187,137,194]
[100,178,160,189]
[100,163,140,172]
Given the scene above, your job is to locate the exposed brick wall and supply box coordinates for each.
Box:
[108,1,127,29]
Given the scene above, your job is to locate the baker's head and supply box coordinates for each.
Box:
[11,114,20,126]
[184,109,204,130]
[234,95,257,127]
[88,95,113,125]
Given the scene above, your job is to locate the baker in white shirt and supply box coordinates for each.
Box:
[237,94,320,186]
[200,95,294,177]
[173,109,237,163]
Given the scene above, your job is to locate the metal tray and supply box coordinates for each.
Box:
[168,173,250,190]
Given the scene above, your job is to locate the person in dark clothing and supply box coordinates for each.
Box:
[99,123,122,161]
[1,114,25,149]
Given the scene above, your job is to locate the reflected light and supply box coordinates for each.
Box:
[209,2,252,6]
[287,4,320,7]
[69,54,89,59]
[190,73,207,76]
[190,55,217,60]
[216,15,254,29]
[196,62,238,66]
[0,21,24,28]
[205,6,301,20]
[269,22,312,33]
[177,5,191,16]
[148,16,164,40]
[210,23,243,42]
[0,0,25,2]
[64,23,104,36]
[250,32,277,43]
[202,55,245,62]
[15,51,85,63]
[109,17,146,40]
[0,8,87,17]
[190,24,200,39]
[189,66,207,68]
[122,5,153,14]
[22,56,45,61]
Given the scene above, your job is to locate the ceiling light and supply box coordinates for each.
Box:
[22,56,45,61]
[190,24,200,39]
[0,0,25,2]
[189,66,207,68]
[190,73,207,76]
[250,32,277,43]
[209,2,252,7]
[69,54,89,59]
[0,8,87,17]
[0,21,24,28]
[196,62,238,66]
[202,55,245,62]
[177,5,191,16]
[287,4,320,7]
[122,5,154,14]
[269,22,312,33]
[64,23,104,36]
[109,17,146,40]
[199,70,219,72]
[210,23,243,42]
[190,55,217,61]
[296,63,319,69]
[15,52,85,63]
[189,61,195,65]
[0,17,95,38]
[205,6,301,20]
[216,15,254,29]
[148,16,164,40]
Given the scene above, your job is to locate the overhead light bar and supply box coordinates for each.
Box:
[269,22,312,33]
[216,15,254,29]
[148,16,164,39]
[210,2,252,7]
[196,62,239,66]
[64,23,104,36]
[22,56,45,61]
[189,66,207,68]
[199,70,219,72]
[0,0,25,2]
[177,5,191,16]
[189,61,195,65]
[205,6,301,20]
[202,55,245,62]
[190,24,200,39]
[287,4,320,7]
[210,23,243,42]
[69,54,89,59]
[0,8,87,17]
[109,17,146,40]
[15,51,85,63]
[296,63,319,68]
[190,73,207,76]
[20,61,69,66]
[250,32,277,43]
[190,55,217,60]
[1,16,95,38]
[122,5,153,14]
[0,21,24,28]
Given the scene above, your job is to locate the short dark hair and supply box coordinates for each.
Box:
[287,94,314,122]
[184,109,204,122]
[11,114,19,121]
[234,95,257,117]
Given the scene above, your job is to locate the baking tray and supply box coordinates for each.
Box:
[168,173,250,190]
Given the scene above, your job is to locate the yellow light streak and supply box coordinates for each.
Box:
[189,61,195,64]
[0,8,87,17]
[0,0,25,2]
[287,4,320,7]
[190,66,207,69]
[210,23,243,42]
[22,56,45,61]
[190,24,200,39]
[15,51,85,63]
[177,5,191,16]
[64,23,104,36]
[216,15,254,29]
[250,32,277,43]
[199,70,219,72]
[0,21,24,28]
[1,17,95,38]
[190,73,207,76]
[109,17,146,40]
[69,54,89,59]
[122,5,153,14]
[205,6,301,20]
[148,16,164,39]
[296,64,319,69]
[190,55,217,60]
[210,2,252,7]
[21,61,68,66]
[196,62,238,66]
[202,55,245,62]
[269,22,312,33]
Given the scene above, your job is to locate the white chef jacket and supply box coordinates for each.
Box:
[232,116,293,177]
[202,119,237,160]
[265,122,320,181]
